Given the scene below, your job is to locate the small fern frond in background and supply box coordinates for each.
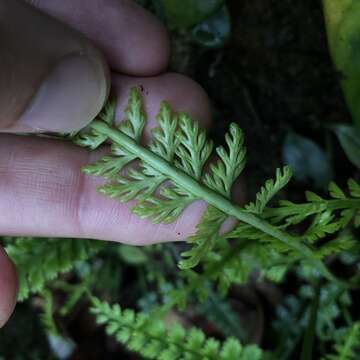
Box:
[90,297,263,360]
[322,322,360,360]
[5,238,102,301]
[40,290,59,336]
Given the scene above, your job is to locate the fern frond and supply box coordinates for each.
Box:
[166,239,291,309]
[297,282,352,341]
[40,289,76,359]
[322,322,360,360]
[72,96,116,149]
[75,88,358,281]
[179,206,227,269]
[98,165,166,203]
[82,147,137,179]
[245,166,292,214]
[348,179,360,227]
[315,235,357,259]
[6,238,102,301]
[265,179,360,237]
[203,123,246,197]
[175,112,213,180]
[348,179,360,198]
[75,87,240,267]
[329,182,346,199]
[304,210,341,242]
[40,290,59,336]
[90,297,263,360]
[194,288,247,340]
[118,87,146,141]
[150,102,179,161]
[57,275,93,316]
[132,187,195,224]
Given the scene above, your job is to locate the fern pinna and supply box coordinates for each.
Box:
[90,297,262,360]
[73,87,359,284]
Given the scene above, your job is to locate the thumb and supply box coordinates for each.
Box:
[0,0,110,133]
[0,246,17,328]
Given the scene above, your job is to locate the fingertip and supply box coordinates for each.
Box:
[122,2,170,75]
[112,72,212,130]
[0,247,18,328]
[159,73,212,128]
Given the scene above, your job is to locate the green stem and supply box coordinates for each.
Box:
[300,281,321,360]
[90,121,344,284]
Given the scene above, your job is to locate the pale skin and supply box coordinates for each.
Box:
[0,0,242,327]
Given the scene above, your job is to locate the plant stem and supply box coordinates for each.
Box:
[300,281,321,360]
[90,121,346,284]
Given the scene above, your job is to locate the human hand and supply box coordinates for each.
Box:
[0,0,215,327]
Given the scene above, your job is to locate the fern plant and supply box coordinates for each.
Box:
[90,297,262,360]
[5,237,102,300]
[322,322,360,360]
[73,87,359,285]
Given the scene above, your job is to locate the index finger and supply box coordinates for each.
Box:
[26,0,170,75]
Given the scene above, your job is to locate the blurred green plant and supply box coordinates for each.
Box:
[282,132,334,189]
[158,0,224,29]
[332,124,360,169]
[157,0,230,48]
[323,0,360,128]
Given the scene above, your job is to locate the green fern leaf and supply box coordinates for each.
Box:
[329,182,346,199]
[74,87,357,281]
[82,146,137,179]
[40,290,59,336]
[179,206,227,269]
[315,235,357,259]
[203,123,246,197]
[304,210,341,242]
[6,238,101,301]
[118,87,146,141]
[245,166,292,214]
[98,165,166,202]
[72,97,116,149]
[90,297,263,360]
[133,187,195,224]
[348,179,360,198]
[322,322,360,360]
[175,112,213,180]
[150,102,179,161]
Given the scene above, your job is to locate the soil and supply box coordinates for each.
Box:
[170,0,352,199]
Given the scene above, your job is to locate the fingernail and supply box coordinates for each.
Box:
[17,53,109,133]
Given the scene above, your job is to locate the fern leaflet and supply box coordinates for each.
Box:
[245,166,292,214]
[322,322,360,360]
[90,297,263,360]
[6,238,102,300]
